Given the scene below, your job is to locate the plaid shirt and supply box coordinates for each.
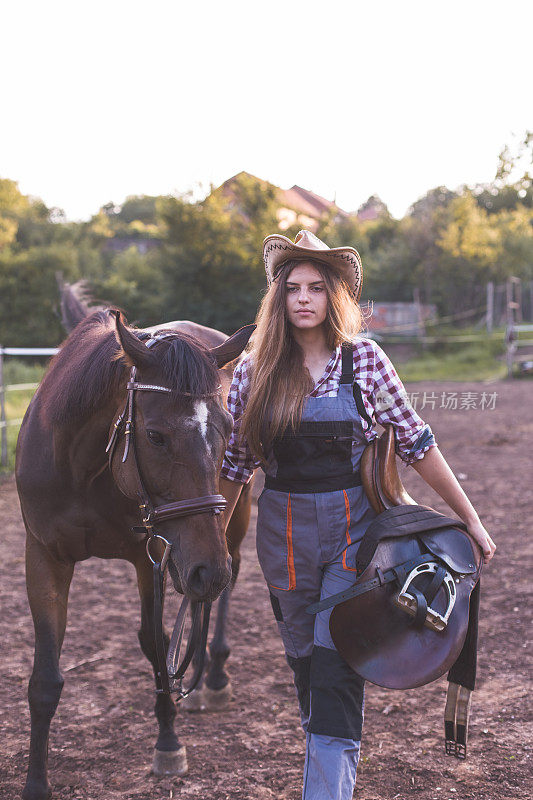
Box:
[221,337,436,484]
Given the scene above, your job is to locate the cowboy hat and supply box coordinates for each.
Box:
[262,229,363,301]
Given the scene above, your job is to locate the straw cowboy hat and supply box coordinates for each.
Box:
[263,229,363,301]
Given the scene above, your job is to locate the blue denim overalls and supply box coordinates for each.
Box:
[256,345,377,800]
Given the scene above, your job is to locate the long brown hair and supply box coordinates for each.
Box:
[241,259,364,461]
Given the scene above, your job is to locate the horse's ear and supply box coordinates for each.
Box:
[111,309,156,370]
[209,324,256,368]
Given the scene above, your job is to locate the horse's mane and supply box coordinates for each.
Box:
[59,279,103,333]
[39,311,220,428]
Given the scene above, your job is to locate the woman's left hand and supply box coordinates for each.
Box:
[466,518,496,563]
[412,448,496,563]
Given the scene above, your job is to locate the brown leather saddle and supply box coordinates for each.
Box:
[307,425,482,758]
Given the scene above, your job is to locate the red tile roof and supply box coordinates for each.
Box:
[216,172,349,223]
[283,185,349,218]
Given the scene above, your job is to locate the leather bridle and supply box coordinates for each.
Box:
[105,334,228,697]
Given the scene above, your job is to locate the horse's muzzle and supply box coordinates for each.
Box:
[169,553,232,602]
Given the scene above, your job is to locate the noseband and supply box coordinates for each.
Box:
[105,335,227,697]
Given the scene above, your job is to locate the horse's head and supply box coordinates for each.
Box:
[108,311,253,602]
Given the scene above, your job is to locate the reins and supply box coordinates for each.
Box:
[105,335,227,697]
[147,535,213,697]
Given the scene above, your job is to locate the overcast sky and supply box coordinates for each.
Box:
[1,0,531,220]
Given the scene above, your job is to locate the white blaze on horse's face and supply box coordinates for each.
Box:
[193,400,209,442]
[180,400,213,455]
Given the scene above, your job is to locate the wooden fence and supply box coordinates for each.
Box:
[0,347,58,467]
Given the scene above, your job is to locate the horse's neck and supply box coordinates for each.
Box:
[54,401,118,490]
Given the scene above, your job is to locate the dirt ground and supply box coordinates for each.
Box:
[1,380,531,800]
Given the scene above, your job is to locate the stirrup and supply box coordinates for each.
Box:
[395,561,456,632]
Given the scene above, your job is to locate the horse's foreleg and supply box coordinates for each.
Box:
[23,534,74,800]
[202,581,233,709]
[182,563,236,713]
[134,555,187,777]
[202,478,252,710]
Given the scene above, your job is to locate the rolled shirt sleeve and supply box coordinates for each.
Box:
[220,357,262,484]
[369,341,437,464]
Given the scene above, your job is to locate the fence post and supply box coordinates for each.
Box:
[413,288,426,349]
[0,347,6,468]
[486,282,494,334]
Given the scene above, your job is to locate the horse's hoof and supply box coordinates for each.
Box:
[22,777,52,800]
[181,686,206,713]
[151,745,188,776]
[203,681,233,711]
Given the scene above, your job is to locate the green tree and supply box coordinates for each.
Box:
[117,195,159,225]
[93,246,165,326]
[0,244,80,346]
[154,180,279,332]
[474,131,532,213]
[154,192,262,331]
[0,179,30,249]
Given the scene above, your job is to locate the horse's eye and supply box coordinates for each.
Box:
[147,430,165,447]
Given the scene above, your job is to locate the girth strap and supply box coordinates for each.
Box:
[445,682,472,759]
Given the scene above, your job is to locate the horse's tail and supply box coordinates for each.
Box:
[57,275,105,333]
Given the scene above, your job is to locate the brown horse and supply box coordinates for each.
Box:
[16,309,253,800]
[58,281,255,709]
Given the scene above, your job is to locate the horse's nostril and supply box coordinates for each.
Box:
[187,564,210,597]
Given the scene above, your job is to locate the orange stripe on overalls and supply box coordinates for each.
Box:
[269,492,296,591]
[286,493,296,589]
[342,489,357,572]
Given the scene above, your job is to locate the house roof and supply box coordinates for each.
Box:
[217,172,349,222]
[219,171,273,193]
[282,185,349,219]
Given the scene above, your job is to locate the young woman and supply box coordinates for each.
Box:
[219,230,495,800]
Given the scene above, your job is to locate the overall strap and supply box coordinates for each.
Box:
[340,343,354,384]
[341,342,373,429]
